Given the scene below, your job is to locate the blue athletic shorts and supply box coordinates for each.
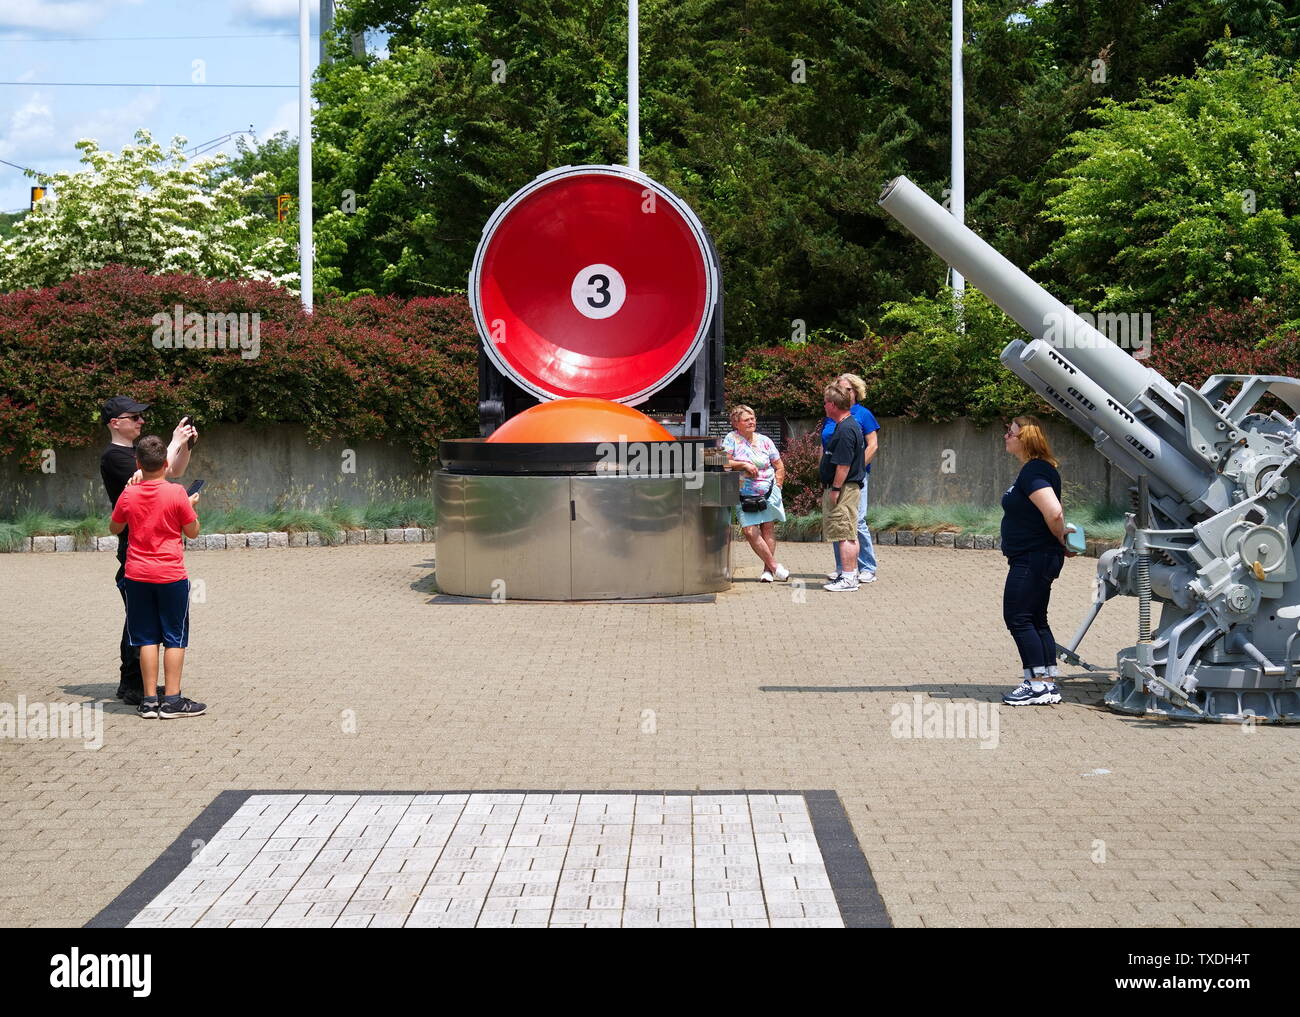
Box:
[123,578,191,649]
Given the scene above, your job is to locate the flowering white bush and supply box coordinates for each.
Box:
[0,129,300,292]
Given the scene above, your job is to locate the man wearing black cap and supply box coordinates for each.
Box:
[100,397,198,705]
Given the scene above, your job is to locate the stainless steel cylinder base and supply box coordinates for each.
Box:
[435,471,736,600]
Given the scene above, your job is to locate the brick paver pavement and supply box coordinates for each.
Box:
[2,542,1297,927]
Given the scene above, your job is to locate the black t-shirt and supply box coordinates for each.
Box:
[1001,458,1063,556]
[100,443,137,562]
[818,416,866,488]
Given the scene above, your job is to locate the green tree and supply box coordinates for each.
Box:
[0,130,299,292]
[1212,0,1300,56]
[1034,43,1300,315]
[308,1,1237,348]
[0,211,23,241]
[214,130,300,223]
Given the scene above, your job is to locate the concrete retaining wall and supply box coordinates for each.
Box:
[787,416,1128,507]
[0,423,434,516]
[1,416,1125,517]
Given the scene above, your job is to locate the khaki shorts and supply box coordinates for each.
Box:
[822,483,861,542]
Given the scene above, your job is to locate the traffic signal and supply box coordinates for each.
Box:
[277,194,291,222]
[29,186,45,209]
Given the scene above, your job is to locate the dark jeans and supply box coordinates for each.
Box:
[1003,550,1065,670]
[115,552,142,691]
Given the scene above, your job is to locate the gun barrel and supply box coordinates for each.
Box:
[878,176,1153,407]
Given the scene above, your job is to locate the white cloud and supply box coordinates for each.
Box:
[66,88,164,151]
[260,99,299,142]
[0,93,58,164]
[0,85,163,205]
[0,0,142,34]
[231,0,317,29]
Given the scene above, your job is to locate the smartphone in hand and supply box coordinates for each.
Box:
[181,415,197,449]
[186,479,205,497]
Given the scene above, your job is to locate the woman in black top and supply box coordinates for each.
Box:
[999,416,1075,706]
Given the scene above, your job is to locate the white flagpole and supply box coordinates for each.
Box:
[951,0,965,309]
[628,0,639,172]
[299,0,314,311]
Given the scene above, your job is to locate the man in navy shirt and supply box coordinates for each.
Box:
[820,373,880,583]
[819,385,865,592]
[99,396,197,705]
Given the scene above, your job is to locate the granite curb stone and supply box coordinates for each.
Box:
[1,526,1119,557]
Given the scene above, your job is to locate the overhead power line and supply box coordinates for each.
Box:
[0,33,312,42]
[0,81,296,88]
[0,157,40,174]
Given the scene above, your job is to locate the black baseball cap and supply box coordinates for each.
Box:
[101,396,151,424]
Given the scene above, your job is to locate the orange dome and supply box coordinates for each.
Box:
[487,398,675,443]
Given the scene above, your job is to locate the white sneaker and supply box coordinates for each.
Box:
[857,570,876,584]
[759,570,774,583]
[826,571,841,581]
[823,576,859,592]
[773,564,790,582]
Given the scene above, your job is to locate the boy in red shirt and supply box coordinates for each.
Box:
[109,435,207,719]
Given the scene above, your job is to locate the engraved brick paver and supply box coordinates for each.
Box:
[1,543,1298,927]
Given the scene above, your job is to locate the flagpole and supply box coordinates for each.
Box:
[628,0,639,172]
[951,0,965,313]
[299,0,314,311]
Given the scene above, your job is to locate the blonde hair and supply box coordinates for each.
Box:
[1012,415,1058,467]
[838,373,866,403]
[729,404,756,425]
[823,385,851,411]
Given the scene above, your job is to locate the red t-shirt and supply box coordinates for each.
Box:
[111,481,197,583]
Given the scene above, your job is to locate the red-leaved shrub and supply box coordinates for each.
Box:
[779,431,824,516]
[0,265,478,468]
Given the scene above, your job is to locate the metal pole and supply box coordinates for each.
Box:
[950,0,965,305]
[628,0,639,172]
[1137,475,1152,643]
[320,0,332,66]
[299,0,314,311]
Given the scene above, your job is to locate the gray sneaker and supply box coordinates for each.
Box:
[823,575,859,592]
[857,570,877,584]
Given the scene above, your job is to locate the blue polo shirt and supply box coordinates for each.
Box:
[820,404,879,473]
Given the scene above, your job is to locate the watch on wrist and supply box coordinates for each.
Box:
[832,486,842,492]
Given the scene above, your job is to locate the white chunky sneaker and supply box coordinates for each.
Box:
[823,575,859,592]
[773,564,790,581]
[758,570,775,583]
[1002,680,1061,706]
[857,570,877,584]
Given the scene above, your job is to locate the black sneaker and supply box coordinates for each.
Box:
[137,699,160,719]
[120,686,165,707]
[159,697,207,719]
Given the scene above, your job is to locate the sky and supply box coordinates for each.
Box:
[0,0,324,213]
